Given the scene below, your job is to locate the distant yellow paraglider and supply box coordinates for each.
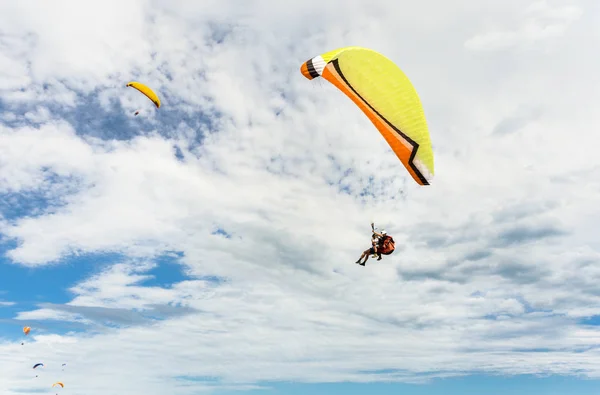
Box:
[126,81,161,116]
[300,46,434,186]
[52,382,64,388]
[126,82,161,108]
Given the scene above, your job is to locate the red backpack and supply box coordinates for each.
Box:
[379,235,395,255]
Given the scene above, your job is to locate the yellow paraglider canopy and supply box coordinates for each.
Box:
[300,46,434,185]
[52,382,64,388]
[126,81,161,108]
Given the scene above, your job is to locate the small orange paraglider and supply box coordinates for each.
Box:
[22,326,31,345]
[52,382,64,394]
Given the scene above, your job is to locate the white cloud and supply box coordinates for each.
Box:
[464,0,583,51]
[16,308,86,323]
[2,0,600,394]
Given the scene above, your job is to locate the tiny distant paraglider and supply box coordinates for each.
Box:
[33,363,43,378]
[52,382,64,395]
[22,326,31,345]
[126,81,161,116]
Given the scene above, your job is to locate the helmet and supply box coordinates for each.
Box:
[381,230,387,235]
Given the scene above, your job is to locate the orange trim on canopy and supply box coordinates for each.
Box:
[321,64,426,185]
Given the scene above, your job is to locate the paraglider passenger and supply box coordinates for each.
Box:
[356,224,395,266]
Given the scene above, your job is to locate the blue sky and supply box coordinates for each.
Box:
[2,1,600,395]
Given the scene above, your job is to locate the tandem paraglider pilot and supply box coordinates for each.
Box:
[355,223,395,266]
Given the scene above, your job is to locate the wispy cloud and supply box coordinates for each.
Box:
[1,0,600,395]
[464,0,583,51]
[493,105,544,136]
[26,302,197,326]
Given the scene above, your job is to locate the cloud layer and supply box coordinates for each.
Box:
[2,0,600,394]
